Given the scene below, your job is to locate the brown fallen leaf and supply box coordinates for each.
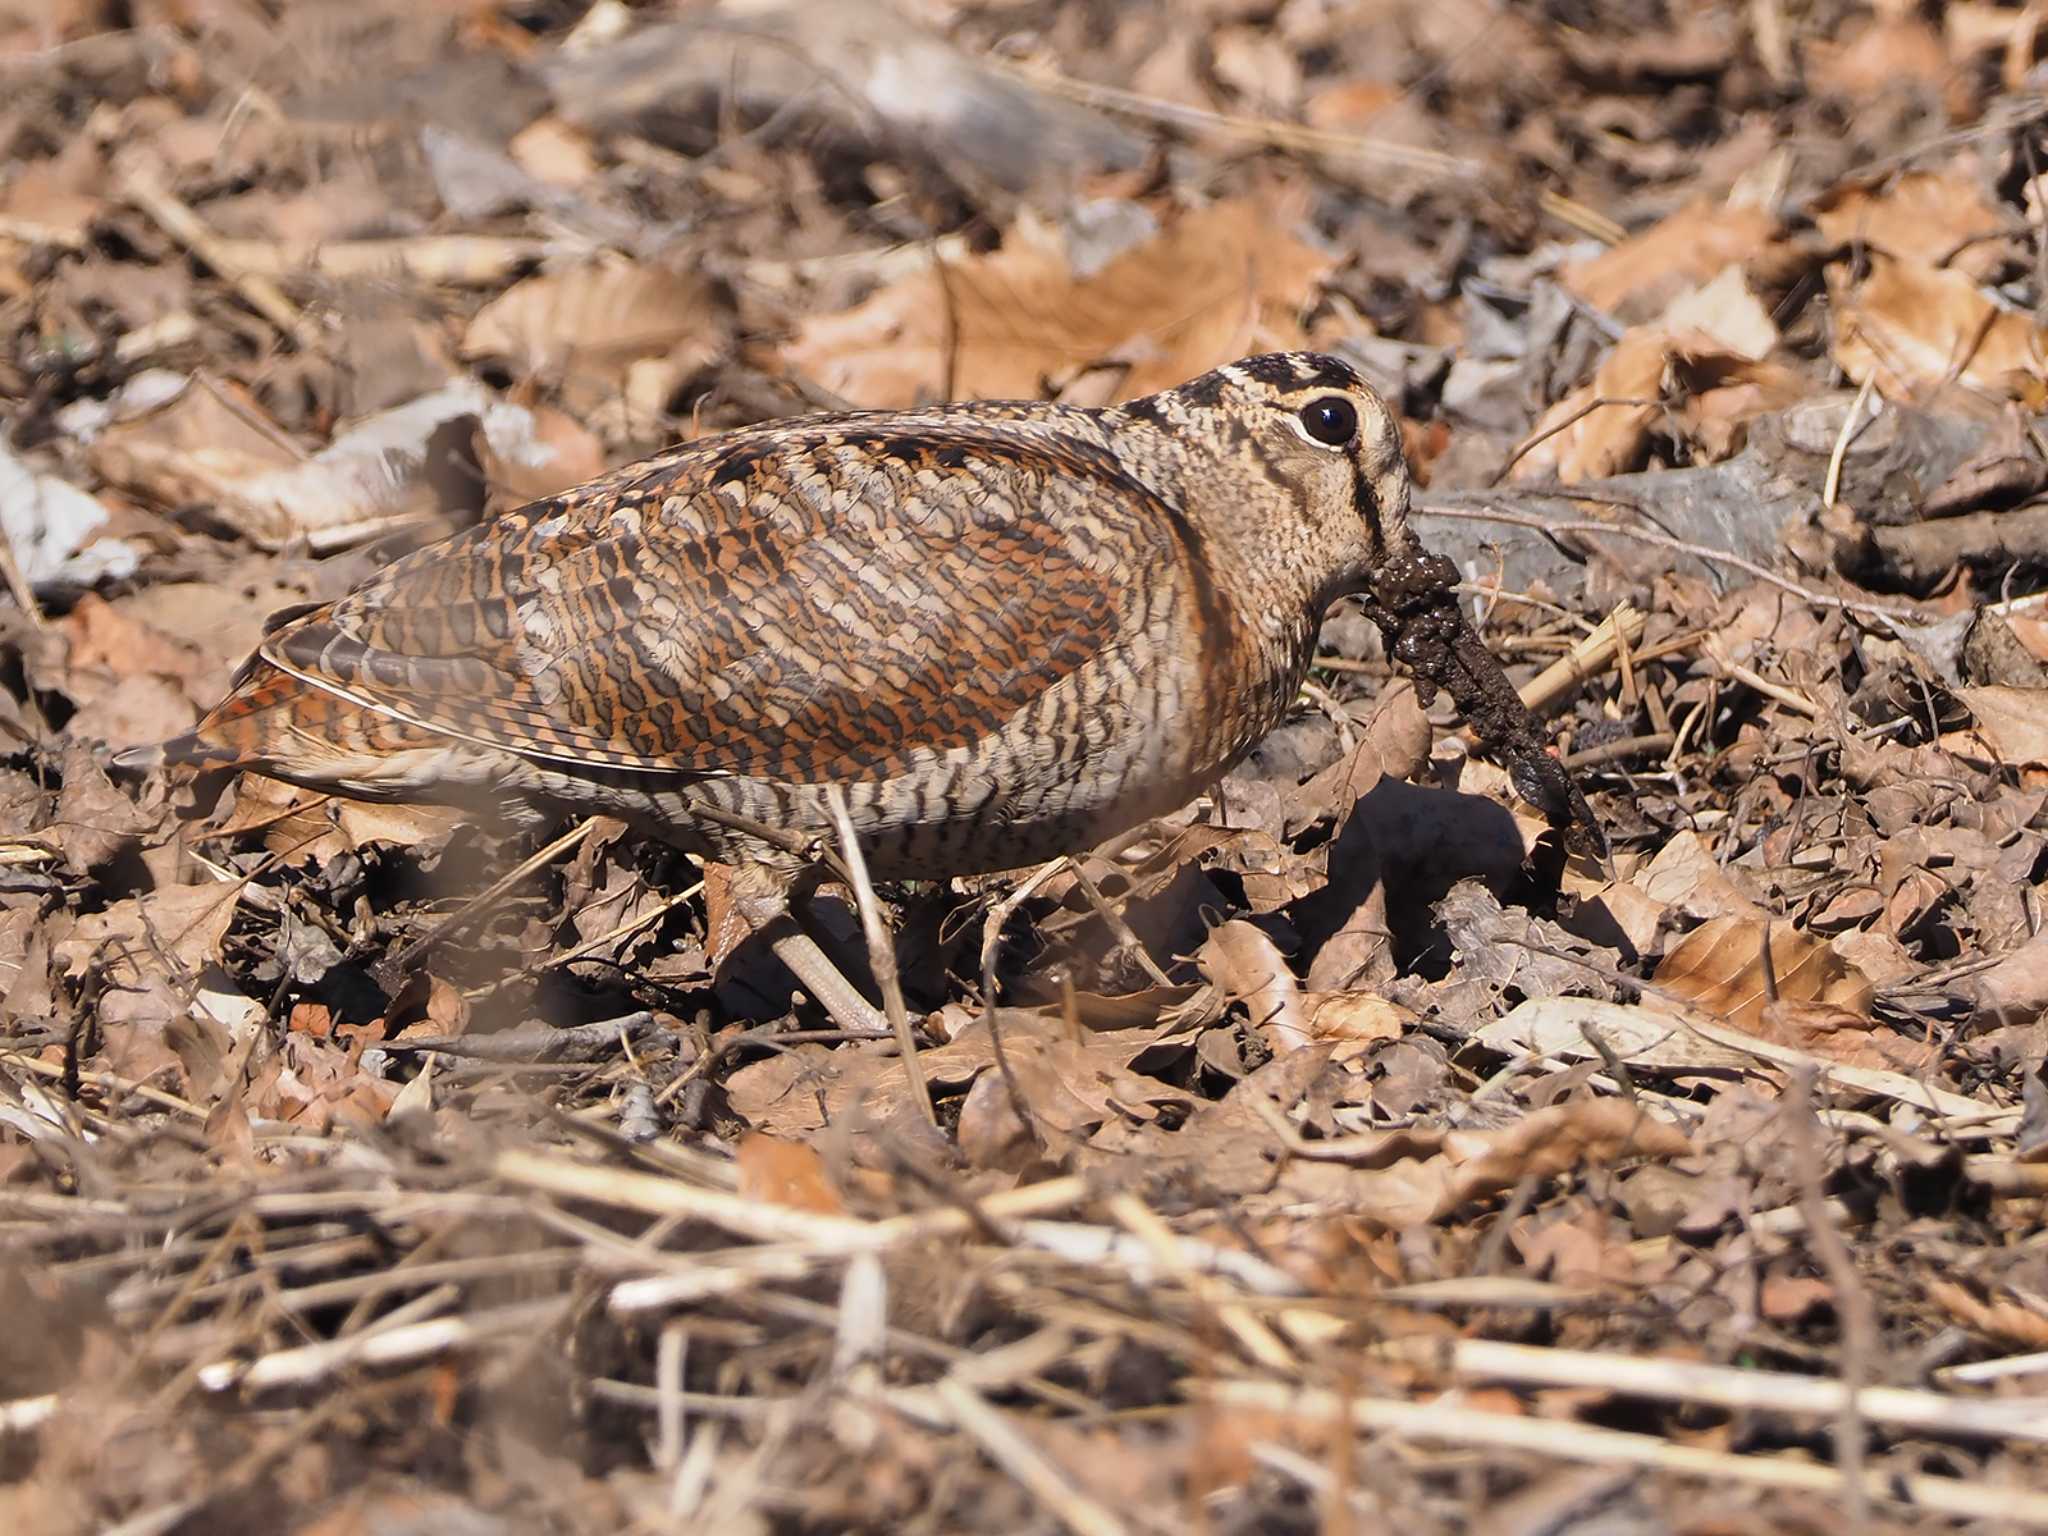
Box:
[1967,929,2048,1027]
[954,1026,1197,1169]
[462,260,719,417]
[1831,255,2048,402]
[1300,992,1406,1057]
[778,195,1336,409]
[93,376,577,551]
[214,774,466,864]
[1280,1098,1692,1227]
[1511,327,1803,482]
[1753,998,1922,1071]
[1806,15,1944,95]
[48,738,155,875]
[1560,197,1778,318]
[1947,685,2048,771]
[1283,678,1431,836]
[1812,168,2010,280]
[51,881,246,1100]
[735,1133,845,1215]
[1760,1272,1836,1324]
[1197,920,1310,1054]
[1926,1276,2048,1350]
[1653,915,1876,1033]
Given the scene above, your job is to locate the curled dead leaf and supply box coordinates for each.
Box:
[1198,921,1310,1053]
[1560,197,1777,318]
[1831,255,2048,401]
[1291,1098,1692,1228]
[778,196,1336,409]
[1653,915,1875,1033]
[1511,326,1803,482]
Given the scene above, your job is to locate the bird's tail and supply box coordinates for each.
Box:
[115,660,450,795]
[114,662,309,775]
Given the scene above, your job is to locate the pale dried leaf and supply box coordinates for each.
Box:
[463,261,717,411]
[1657,265,1778,360]
[1198,921,1311,1053]
[1951,685,2048,767]
[1474,997,1758,1072]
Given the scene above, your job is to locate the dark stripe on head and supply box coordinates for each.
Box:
[1297,353,1364,392]
[1237,353,1307,388]
[1238,351,1364,393]
[1175,369,1230,408]
[1351,463,1384,558]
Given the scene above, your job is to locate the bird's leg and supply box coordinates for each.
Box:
[727,861,890,1035]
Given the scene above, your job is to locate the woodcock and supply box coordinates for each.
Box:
[140,352,1599,1030]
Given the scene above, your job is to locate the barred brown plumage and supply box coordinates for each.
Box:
[140,351,1597,1030]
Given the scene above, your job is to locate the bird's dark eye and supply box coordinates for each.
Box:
[1299,397,1358,447]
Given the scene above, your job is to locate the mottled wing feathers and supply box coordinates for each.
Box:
[258,418,1164,784]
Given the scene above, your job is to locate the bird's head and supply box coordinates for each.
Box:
[1114,351,1414,606]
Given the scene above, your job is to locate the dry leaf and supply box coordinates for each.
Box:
[1949,685,2048,767]
[93,376,579,550]
[1967,930,2048,1026]
[463,261,717,413]
[735,1133,845,1214]
[1301,992,1405,1045]
[1198,921,1310,1053]
[1306,1099,1692,1227]
[1653,916,1875,1032]
[1752,997,1919,1069]
[1926,1276,2048,1349]
[0,440,139,592]
[1657,265,1778,360]
[1511,327,1803,482]
[1831,255,2048,401]
[509,116,599,186]
[1809,14,1961,110]
[779,197,1335,409]
[1636,829,1770,920]
[1812,169,2009,279]
[1474,997,1759,1072]
[1561,198,1777,318]
[954,1026,1197,1168]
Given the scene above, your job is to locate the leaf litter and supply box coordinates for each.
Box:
[3,1,2048,1532]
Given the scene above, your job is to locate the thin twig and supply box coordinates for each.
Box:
[822,785,933,1129]
[1513,602,1648,715]
[1491,397,1666,485]
[985,57,1481,178]
[1562,732,1676,769]
[979,858,1069,1153]
[1787,1068,1875,1527]
[930,1375,1132,1536]
[1421,1338,2048,1444]
[1822,375,1880,508]
[122,170,322,350]
[652,1026,894,1109]
[1196,1380,2048,1526]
